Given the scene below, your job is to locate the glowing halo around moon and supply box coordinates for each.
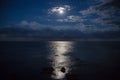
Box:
[51,7,66,15]
[57,7,65,15]
[50,5,71,15]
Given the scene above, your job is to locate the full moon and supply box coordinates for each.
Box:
[57,7,65,15]
[51,6,66,15]
[50,5,71,15]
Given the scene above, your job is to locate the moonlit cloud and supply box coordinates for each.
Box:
[52,7,65,14]
[49,5,71,15]
[79,7,97,16]
[3,20,119,33]
[19,21,29,26]
[97,0,113,5]
[0,20,120,41]
[18,21,49,30]
[79,0,120,27]
[57,15,84,22]
[19,21,40,27]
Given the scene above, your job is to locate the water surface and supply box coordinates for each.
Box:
[0,41,120,80]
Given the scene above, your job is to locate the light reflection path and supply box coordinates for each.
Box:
[49,41,74,80]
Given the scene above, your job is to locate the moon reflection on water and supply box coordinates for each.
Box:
[49,41,74,79]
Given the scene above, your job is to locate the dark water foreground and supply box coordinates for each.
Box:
[0,41,120,80]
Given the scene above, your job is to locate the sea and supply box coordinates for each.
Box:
[0,41,120,80]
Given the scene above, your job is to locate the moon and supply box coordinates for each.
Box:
[50,5,71,15]
[57,7,65,15]
[50,6,67,15]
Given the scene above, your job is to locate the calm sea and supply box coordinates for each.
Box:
[0,41,120,80]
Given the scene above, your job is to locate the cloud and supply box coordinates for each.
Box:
[97,0,119,9]
[79,0,113,15]
[0,19,120,36]
[79,0,120,27]
[79,7,97,16]
[49,5,71,14]
[18,21,50,30]
[56,15,84,23]
[20,21,29,26]
[0,20,120,41]
[4,20,119,33]
[95,0,113,5]
[75,23,120,33]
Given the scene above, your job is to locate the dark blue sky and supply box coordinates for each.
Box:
[0,0,120,40]
[0,0,91,24]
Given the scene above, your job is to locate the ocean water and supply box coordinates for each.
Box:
[0,41,120,80]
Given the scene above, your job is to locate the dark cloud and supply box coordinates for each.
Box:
[96,0,120,27]
[0,20,120,40]
[80,0,120,27]
[97,0,120,10]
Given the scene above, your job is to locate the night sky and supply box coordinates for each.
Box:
[0,0,120,40]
